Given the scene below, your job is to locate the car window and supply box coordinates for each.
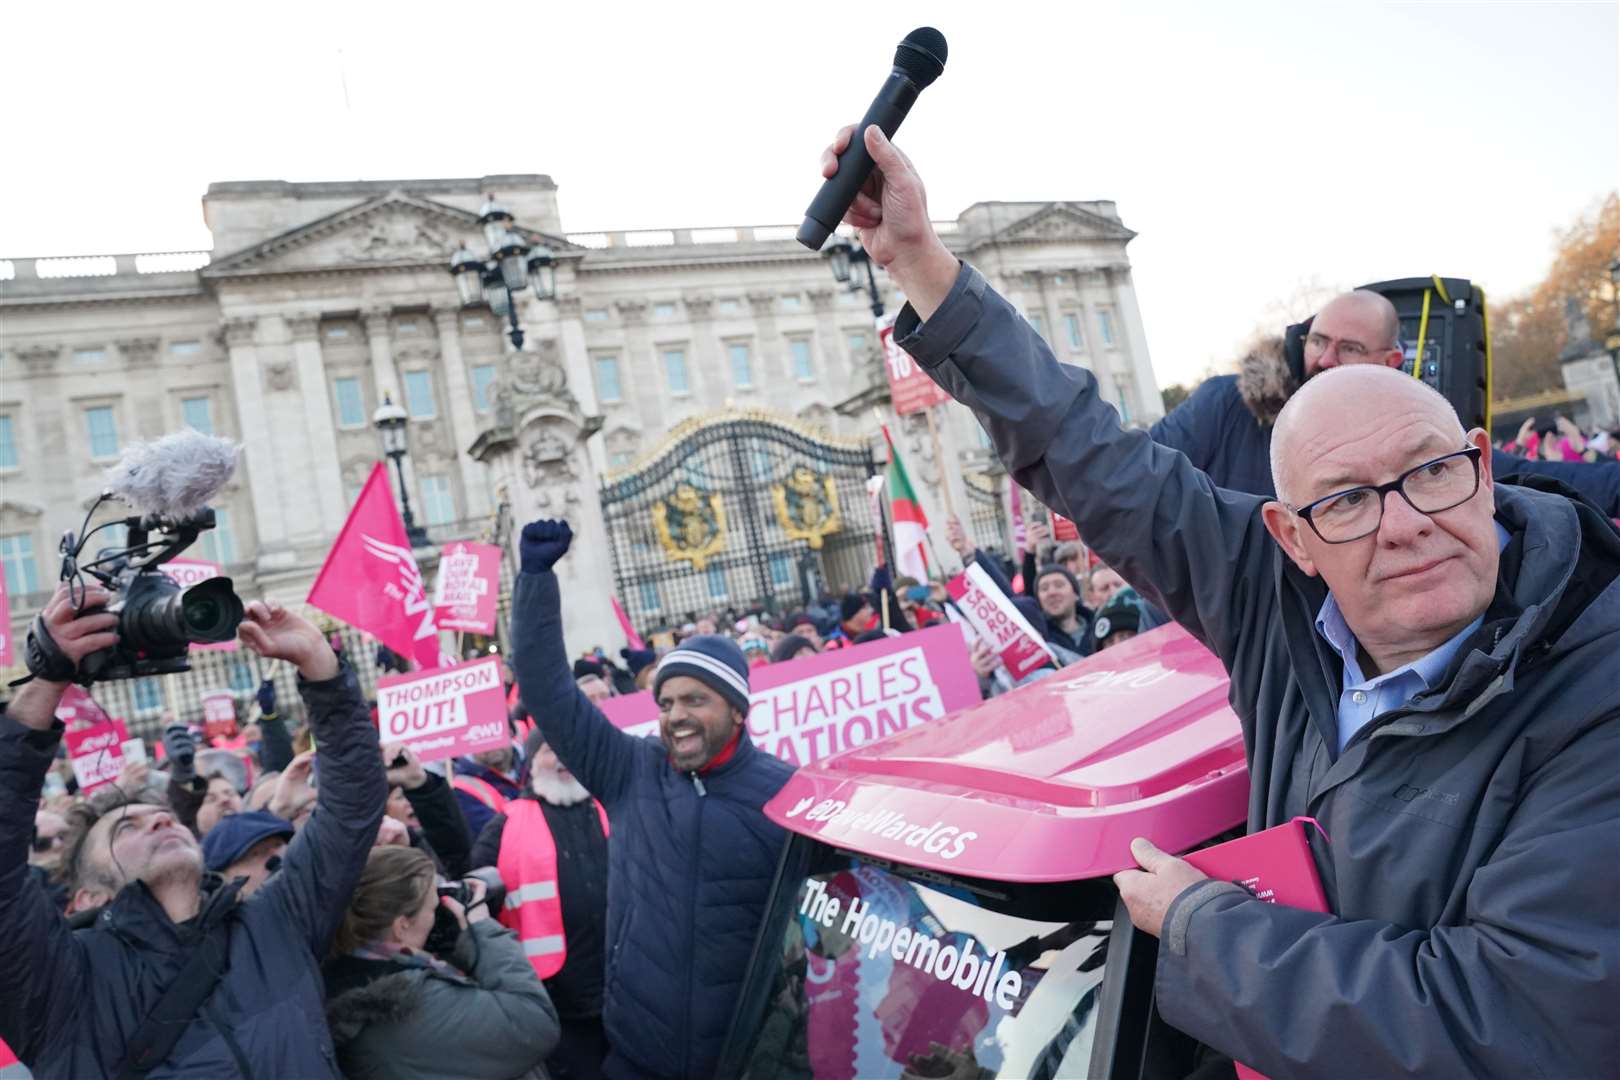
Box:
[735,849,1112,1079]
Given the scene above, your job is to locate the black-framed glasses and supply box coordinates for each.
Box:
[1292,446,1483,544]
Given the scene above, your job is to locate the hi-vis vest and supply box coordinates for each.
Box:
[497,798,610,979]
[452,774,510,814]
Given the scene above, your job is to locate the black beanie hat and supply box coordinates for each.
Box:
[619,647,658,678]
[840,593,871,623]
[1093,594,1142,643]
[1035,563,1081,599]
[651,635,752,716]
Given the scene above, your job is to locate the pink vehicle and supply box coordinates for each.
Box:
[720,622,1250,1080]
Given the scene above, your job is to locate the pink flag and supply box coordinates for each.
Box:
[611,596,646,652]
[0,567,12,667]
[308,462,441,670]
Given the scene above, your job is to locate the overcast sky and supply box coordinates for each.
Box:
[4,0,1614,388]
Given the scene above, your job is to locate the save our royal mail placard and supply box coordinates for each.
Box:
[598,623,978,766]
[945,562,1052,681]
[433,541,502,635]
[375,655,509,763]
[65,717,131,794]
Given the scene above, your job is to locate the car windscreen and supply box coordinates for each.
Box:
[731,843,1117,1080]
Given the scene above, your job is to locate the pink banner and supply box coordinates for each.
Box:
[946,563,1051,681]
[597,624,978,766]
[433,541,502,635]
[375,656,510,763]
[0,567,12,667]
[162,558,239,651]
[65,716,132,794]
[878,314,949,416]
[56,684,114,731]
[309,462,441,670]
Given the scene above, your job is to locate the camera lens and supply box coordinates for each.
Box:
[180,578,244,643]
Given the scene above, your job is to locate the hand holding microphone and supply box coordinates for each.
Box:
[805,29,961,320]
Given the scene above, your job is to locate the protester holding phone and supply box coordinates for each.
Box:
[324,846,558,1080]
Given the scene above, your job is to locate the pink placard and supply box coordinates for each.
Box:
[946,563,1051,681]
[202,691,238,741]
[56,684,114,731]
[432,541,502,635]
[65,717,132,794]
[375,656,510,763]
[161,558,239,652]
[596,624,978,766]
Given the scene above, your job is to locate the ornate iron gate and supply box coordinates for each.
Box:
[964,471,1010,557]
[600,411,878,630]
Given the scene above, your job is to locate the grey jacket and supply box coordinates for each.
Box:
[895,263,1620,1078]
[325,919,558,1080]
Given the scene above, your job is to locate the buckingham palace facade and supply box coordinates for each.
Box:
[0,173,1161,691]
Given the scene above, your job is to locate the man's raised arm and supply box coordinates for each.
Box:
[508,519,641,804]
[0,584,117,1059]
[827,125,1273,662]
[240,601,386,956]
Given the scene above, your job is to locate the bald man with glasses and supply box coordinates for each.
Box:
[819,121,1620,1078]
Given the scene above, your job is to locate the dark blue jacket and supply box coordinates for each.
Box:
[1151,372,1620,514]
[0,664,386,1078]
[509,570,795,1080]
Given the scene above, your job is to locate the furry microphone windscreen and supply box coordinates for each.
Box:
[104,430,241,522]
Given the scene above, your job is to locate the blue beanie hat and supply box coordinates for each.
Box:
[652,634,752,716]
[202,810,294,872]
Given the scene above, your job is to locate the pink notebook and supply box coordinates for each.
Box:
[1182,817,1330,1080]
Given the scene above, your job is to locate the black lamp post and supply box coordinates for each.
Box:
[373,393,429,548]
[448,195,557,350]
[825,238,884,318]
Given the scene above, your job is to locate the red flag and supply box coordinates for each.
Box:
[308,462,441,669]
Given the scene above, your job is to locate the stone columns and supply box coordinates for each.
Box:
[807,288,845,385]
[222,317,293,567]
[746,291,784,383]
[116,338,165,441]
[1106,267,1161,423]
[432,306,493,518]
[363,307,418,501]
[683,293,725,405]
[551,294,607,475]
[287,315,349,534]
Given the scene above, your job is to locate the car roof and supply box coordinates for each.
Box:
[764,623,1249,883]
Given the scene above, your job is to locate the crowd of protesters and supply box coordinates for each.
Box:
[3,130,1617,1080]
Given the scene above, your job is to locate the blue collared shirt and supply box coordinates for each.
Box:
[1315,522,1509,752]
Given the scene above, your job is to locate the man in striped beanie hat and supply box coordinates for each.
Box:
[652,635,754,771]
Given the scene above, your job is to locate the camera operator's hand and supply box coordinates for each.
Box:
[7,583,122,731]
[520,519,574,574]
[458,877,491,925]
[383,743,428,790]
[819,124,958,320]
[256,678,277,717]
[238,600,338,682]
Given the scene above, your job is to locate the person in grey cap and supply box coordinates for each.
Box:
[508,518,795,1080]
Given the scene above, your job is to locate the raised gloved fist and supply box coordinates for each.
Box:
[256,678,277,716]
[162,723,197,783]
[520,519,574,574]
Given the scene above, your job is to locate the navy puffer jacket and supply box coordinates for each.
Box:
[0,665,385,1078]
[509,570,795,1079]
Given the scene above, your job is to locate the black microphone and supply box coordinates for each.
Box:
[796,27,948,251]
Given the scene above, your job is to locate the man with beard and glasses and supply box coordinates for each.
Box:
[471,729,610,1080]
[1150,291,1620,514]
[507,519,794,1080]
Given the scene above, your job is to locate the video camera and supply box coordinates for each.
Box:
[39,502,246,684]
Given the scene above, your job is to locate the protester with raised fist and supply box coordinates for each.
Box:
[508,518,795,1079]
[818,122,1619,1077]
[0,585,386,1077]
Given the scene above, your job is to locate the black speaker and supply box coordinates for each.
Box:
[1283,276,1492,434]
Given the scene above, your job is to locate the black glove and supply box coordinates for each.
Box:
[256,678,276,717]
[162,723,197,783]
[520,519,574,574]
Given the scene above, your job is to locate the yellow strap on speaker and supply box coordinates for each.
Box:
[1479,284,1493,433]
[1430,275,1452,307]
[1413,289,1432,379]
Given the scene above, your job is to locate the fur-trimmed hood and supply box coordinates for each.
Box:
[1235,335,1297,427]
[326,968,428,1043]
